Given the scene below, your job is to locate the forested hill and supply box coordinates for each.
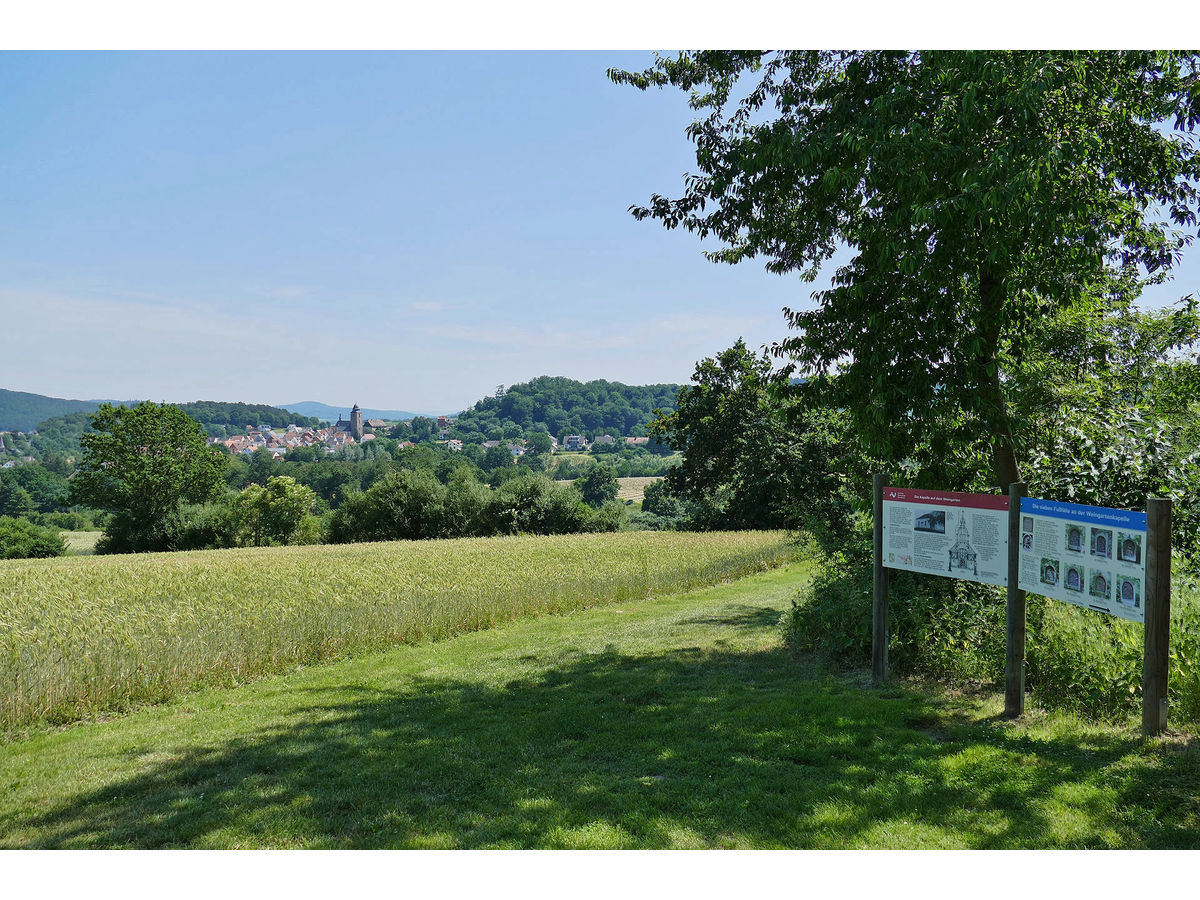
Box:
[0,389,125,432]
[450,376,681,441]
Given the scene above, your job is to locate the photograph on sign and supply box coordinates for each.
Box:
[1018,497,1147,622]
[1064,563,1084,594]
[881,487,1009,587]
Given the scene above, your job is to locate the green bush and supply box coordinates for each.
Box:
[482,475,590,536]
[1028,406,1200,573]
[173,501,241,550]
[785,527,1200,723]
[329,470,449,543]
[784,524,1004,681]
[582,500,627,533]
[1024,577,1200,721]
[38,511,87,530]
[291,512,326,545]
[0,516,68,559]
[234,476,318,546]
[574,464,619,507]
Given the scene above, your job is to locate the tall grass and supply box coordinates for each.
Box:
[0,531,794,732]
[1028,570,1200,722]
[786,530,1200,725]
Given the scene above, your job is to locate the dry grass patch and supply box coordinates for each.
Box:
[616,476,662,502]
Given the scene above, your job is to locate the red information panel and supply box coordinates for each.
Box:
[882,487,1010,587]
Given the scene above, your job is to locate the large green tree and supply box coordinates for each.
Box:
[70,402,228,552]
[574,463,620,507]
[612,51,1200,489]
[649,339,854,534]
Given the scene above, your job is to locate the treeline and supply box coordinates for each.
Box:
[0,460,71,514]
[4,412,94,460]
[23,401,641,556]
[178,402,322,434]
[450,376,680,443]
[228,437,675,507]
[0,406,677,558]
[115,460,627,553]
[327,471,623,543]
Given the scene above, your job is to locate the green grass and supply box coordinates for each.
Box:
[1,561,1197,848]
[0,531,793,732]
[59,531,102,556]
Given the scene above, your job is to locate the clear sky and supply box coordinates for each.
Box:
[1,50,1196,413]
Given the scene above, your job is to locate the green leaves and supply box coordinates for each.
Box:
[648,340,856,536]
[617,50,1200,491]
[70,403,228,552]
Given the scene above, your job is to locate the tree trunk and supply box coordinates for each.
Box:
[978,272,1022,491]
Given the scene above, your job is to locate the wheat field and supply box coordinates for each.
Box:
[0,530,794,732]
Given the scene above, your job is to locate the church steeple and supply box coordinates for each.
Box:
[948,512,978,576]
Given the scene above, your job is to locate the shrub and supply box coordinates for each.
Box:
[38,511,95,531]
[0,516,68,559]
[234,476,318,546]
[1024,576,1200,721]
[290,512,326,546]
[574,464,619,507]
[328,470,448,543]
[1027,405,1200,573]
[443,473,490,537]
[483,475,589,536]
[174,501,241,550]
[785,523,1200,723]
[583,500,627,533]
[96,510,179,554]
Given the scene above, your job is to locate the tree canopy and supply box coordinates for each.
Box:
[612,51,1200,489]
[451,376,680,444]
[574,463,620,507]
[70,402,228,552]
[648,339,854,534]
[234,475,319,547]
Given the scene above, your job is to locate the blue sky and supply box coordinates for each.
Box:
[1,51,1196,412]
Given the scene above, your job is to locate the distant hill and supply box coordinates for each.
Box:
[450,376,682,441]
[278,401,433,423]
[0,389,134,432]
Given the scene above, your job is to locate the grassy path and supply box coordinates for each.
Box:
[1,562,1198,848]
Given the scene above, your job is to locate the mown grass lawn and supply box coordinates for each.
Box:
[1,561,1198,848]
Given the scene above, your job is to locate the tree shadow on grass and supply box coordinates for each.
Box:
[6,644,1199,848]
[674,604,785,631]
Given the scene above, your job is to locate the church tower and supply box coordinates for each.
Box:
[350,404,363,440]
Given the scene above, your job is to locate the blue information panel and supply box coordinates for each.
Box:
[1017,497,1147,623]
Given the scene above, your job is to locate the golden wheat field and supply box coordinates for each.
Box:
[0,531,795,732]
[616,477,663,502]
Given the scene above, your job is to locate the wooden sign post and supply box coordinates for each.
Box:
[872,473,888,684]
[872,479,1173,733]
[1142,497,1172,736]
[1004,481,1027,718]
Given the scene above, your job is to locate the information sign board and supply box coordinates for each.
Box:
[1017,497,1148,623]
[881,487,1009,587]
